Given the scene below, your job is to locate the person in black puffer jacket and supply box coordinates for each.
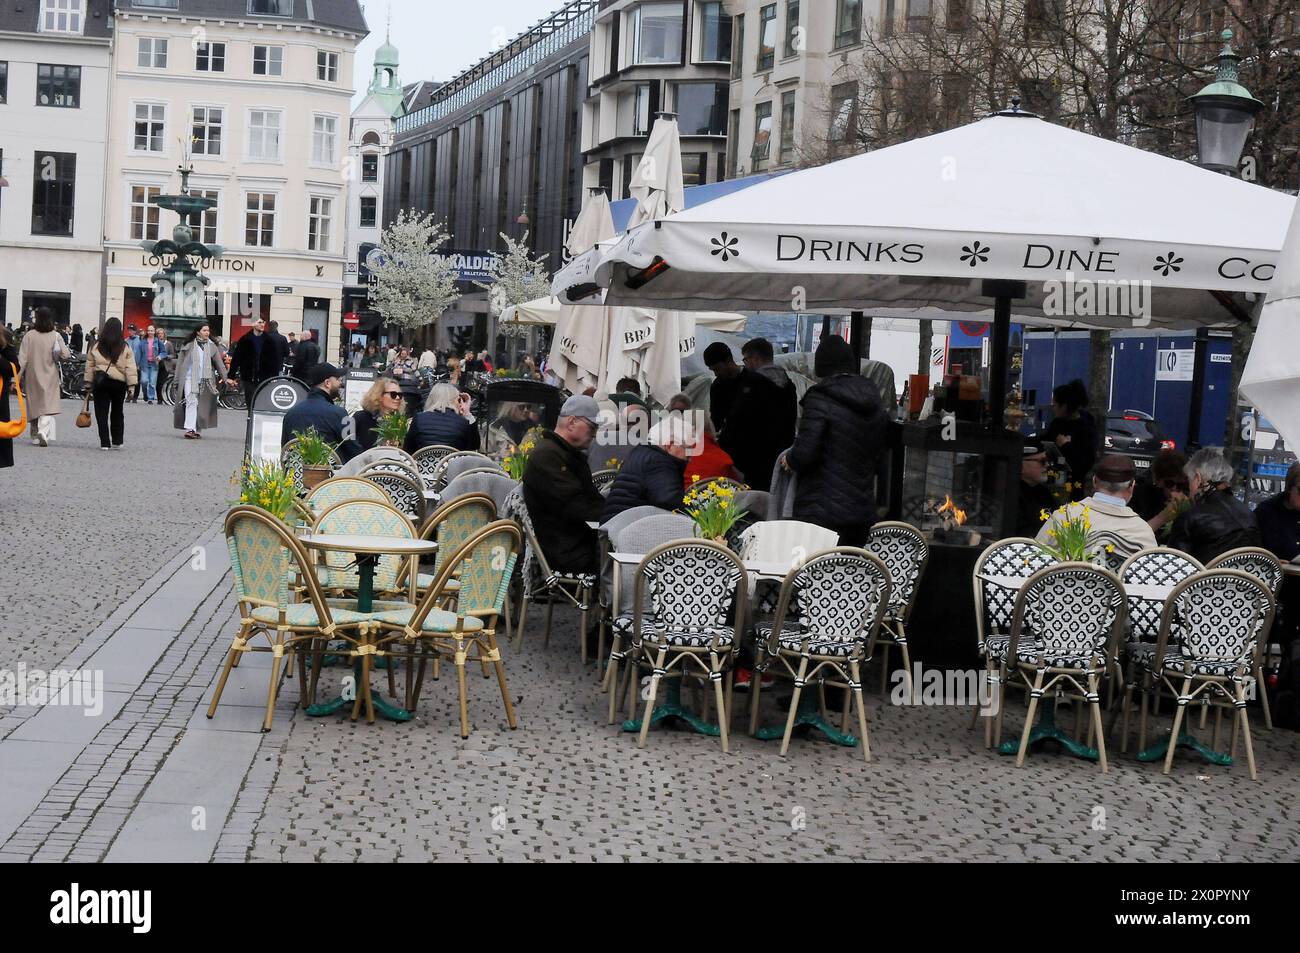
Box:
[602,417,691,521]
[405,382,480,453]
[781,335,889,546]
[1167,447,1259,564]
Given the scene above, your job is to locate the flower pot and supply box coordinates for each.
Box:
[302,465,331,491]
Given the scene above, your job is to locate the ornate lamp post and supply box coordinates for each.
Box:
[138,164,225,338]
[1188,29,1264,175]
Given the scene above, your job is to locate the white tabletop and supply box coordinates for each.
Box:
[586,521,601,530]
[299,534,438,556]
[980,573,1172,602]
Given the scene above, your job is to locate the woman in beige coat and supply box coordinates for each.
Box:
[16,307,72,446]
[83,318,139,450]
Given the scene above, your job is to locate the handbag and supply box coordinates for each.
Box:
[75,392,92,428]
[0,363,27,439]
[91,348,119,392]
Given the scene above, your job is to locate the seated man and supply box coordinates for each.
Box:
[602,416,695,522]
[1036,453,1156,558]
[281,363,364,463]
[1014,436,1057,539]
[522,395,606,574]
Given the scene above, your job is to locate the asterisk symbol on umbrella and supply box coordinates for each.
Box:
[1153,252,1183,276]
[710,232,740,262]
[960,241,990,267]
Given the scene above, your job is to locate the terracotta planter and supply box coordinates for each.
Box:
[302,466,331,490]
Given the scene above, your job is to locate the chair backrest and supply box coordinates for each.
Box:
[225,505,332,623]
[973,537,1057,648]
[602,506,673,546]
[1089,529,1142,574]
[1120,547,1203,641]
[421,493,496,580]
[502,483,549,579]
[737,519,838,563]
[363,470,426,524]
[770,548,891,657]
[442,471,517,514]
[358,451,421,484]
[1160,569,1273,674]
[610,512,697,614]
[336,445,407,478]
[1206,547,1284,596]
[591,468,619,495]
[412,444,458,490]
[1010,562,1126,666]
[633,539,747,647]
[306,476,388,513]
[456,465,508,481]
[314,498,416,593]
[434,451,496,492]
[418,520,522,622]
[864,520,928,622]
[734,489,770,521]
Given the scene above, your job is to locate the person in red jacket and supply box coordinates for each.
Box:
[668,393,741,487]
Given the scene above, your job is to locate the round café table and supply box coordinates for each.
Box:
[298,533,438,722]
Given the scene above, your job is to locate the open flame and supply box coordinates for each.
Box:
[938,495,967,527]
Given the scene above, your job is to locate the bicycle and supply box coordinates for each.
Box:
[58,357,86,399]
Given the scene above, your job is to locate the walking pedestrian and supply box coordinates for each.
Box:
[126,325,145,402]
[69,324,84,355]
[0,325,19,469]
[173,323,231,440]
[155,328,175,402]
[230,318,281,405]
[136,325,166,403]
[291,329,321,381]
[16,306,71,446]
[82,318,138,450]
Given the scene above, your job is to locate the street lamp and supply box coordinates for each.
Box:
[1188,29,1263,175]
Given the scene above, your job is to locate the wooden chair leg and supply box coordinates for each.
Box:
[455,646,471,739]
[488,636,517,729]
[850,661,870,763]
[780,657,810,757]
[711,655,729,755]
[1088,674,1108,774]
[512,592,530,652]
[580,602,590,666]
[262,646,285,732]
[898,638,914,704]
[206,643,242,719]
[1162,681,1191,775]
[1236,693,1258,780]
[1255,662,1273,730]
[747,649,765,736]
[543,595,555,650]
[637,648,667,748]
[1016,672,1045,767]
[1138,672,1152,753]
[877,642,891,695]
[606,644,622,725]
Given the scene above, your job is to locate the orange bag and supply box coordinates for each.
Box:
[0,363,27,439]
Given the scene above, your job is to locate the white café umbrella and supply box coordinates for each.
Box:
[1241,197,1300,451]
[502,294,746,333]
[547,191,618,394]
[561,111,1292,330]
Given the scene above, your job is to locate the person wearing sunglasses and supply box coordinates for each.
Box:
[351,376,407,450]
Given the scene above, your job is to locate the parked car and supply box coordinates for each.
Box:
[1103,409,1174,472]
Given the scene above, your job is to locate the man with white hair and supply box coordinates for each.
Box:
[1167,447,1259,563]
[601,414,697,521]
[1036,453,1156,558]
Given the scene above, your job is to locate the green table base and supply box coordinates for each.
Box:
[623,679,720,737]
[1136,731,1232,766]
[998,699,1099,761]
[755,688,858,747]
[305,554,411,723]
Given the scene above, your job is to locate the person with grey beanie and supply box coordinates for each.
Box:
[779,335,889,545]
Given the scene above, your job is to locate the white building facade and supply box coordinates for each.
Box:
[102,0,367,359]
[0,0,112,331]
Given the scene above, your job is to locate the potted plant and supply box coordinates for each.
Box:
[502,426,544,480]
[295,427,337,490]
[373,410,411,448]
[233,457,297,521]
[680,475,748,547]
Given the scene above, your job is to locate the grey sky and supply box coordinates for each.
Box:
[351,0,568,107]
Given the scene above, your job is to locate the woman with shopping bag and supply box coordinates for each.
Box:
[15,307,70,447]
[82,318,138,450]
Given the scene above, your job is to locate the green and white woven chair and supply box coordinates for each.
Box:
[312,498,418,599]
[305,476,389,514]
[209,506,372,730]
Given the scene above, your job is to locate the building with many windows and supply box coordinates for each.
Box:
[385,0,593,352]
[583,0,732,196]
[0,0,112,330]
[101,0,367,358]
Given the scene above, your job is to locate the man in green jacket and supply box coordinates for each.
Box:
[522,395,606,572]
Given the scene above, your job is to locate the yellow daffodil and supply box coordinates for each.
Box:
[1039,508,1050,521]
[691,474,701,483]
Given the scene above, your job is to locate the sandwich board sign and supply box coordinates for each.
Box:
[245,376,309,464]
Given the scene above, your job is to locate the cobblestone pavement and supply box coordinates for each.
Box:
[2,408,1298,861]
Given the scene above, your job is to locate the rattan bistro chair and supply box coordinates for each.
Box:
[748,549,890,763]
[1115,548,1203,751]
[305,476,389,514]
[865,521,929,699]
[504,485,597,659]
[363,470,427,525]
[442,471,517,516]
[627,539,748,753]
[433,451,496,493]
[209,506,372,730]
[591,468,619,495]
[281,437,343,494]
[972,537,1057,746]
[1137,569,1273,779]
[312,498,418,599]
[372,521,522,739]
[1206,547,1284,731]
[412,444,458,492]
[989,563,1126,773]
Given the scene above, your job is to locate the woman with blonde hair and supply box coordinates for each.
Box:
[350,375,406,450]
[405,381,478,452]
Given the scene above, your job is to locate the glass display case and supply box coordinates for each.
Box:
[479,379,562,458]
[887,420,1021,545]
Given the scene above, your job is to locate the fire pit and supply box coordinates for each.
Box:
[924,495,982,546]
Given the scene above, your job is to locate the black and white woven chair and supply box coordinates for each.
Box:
[627,540,748,753]
[280,437,342,495]
[1115,547,1203,751]
[972,537,1056,747]
[412,444,458,492]
[503,485,597,660]
[1205,548,1283,730]
[748,548,890,762]
[865,521,928,700]
[591,468,619,495]
[989,562,1126,773]
[362,470,426,525]
[1137,569,1273,780]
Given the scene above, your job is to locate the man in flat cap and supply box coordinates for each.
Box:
[1036,452,1156,558]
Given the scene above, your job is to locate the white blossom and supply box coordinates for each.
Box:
[369,210,460,333]
[476,232,549,339]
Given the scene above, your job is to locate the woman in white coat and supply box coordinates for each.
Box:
[16,307,71,446]
[172,323,232,439]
